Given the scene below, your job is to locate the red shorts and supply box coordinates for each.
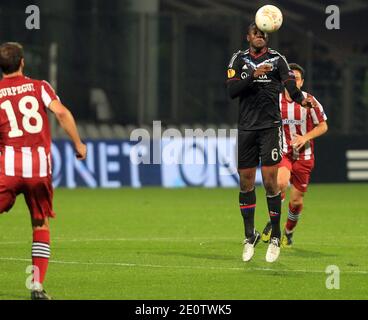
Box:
[0,175,55,220]
[279,156,314,193]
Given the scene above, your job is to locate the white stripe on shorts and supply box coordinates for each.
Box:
[5,146,15,176]
[21,147,33,178]
[38,147,48,177]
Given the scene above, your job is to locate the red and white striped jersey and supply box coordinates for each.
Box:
[0,75,59,178]
[280,91,327,160]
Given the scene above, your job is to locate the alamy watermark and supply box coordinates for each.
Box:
[25,5,40,30]
[25,265,40,290]
[129,121,238,173]
[325,5,340,30]
[325,265,340,290]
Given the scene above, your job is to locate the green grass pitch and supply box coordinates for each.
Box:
[0,184,367,300]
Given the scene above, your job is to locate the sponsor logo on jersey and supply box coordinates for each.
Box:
[254,74,272,83]
[283,119,305,125]
[227,69,236,79]
[241,72,249,79]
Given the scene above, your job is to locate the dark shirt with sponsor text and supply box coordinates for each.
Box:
[227,48,303,131]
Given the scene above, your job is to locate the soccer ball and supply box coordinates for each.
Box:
[255,5,283,33]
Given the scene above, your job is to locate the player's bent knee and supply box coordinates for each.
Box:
[278,181,289,192]
[238,169,255,180]
[32,225,50,231]
[290,198,303,208]
[239,178,255,192]
[238,169,256,192]
[265,185,279,196]
[32,218,49,230]
[240,181,255,193]
[263,177,279,195]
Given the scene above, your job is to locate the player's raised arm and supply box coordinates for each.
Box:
[277,55,308,106]
[48,100,87,160]
[226,53,255,99]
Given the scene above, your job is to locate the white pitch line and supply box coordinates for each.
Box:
[53,237,237,243]
[0,257,367,275]
[0,237,367,248]
[0,237,237,245]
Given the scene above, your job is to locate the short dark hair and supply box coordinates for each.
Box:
[247,22,258,35]
[289,63,305,79]
[0,42,24,74]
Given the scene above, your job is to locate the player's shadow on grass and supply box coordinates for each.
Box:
[285,247,336,258]
[247,262,306,278]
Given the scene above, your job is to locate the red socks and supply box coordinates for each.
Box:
[285,203,303,233]
[32,229,50,285]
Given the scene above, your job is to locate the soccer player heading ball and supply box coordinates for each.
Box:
[0,42,87,299]
[226,23,314,263]
[261,63,328,247]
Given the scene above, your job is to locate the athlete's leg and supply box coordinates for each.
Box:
[29,217,52,300]
[239,167,257,239]
[286,159,313,234]
[24,177,55,299]
[237,130,259,240]
[261,164,291,242]
[31,217,51,286]
[259,126,283,240]
[281,159,313,247]
[259,127,283,262]
[261,165,282,240]
[285,185,304,234]
[237,130,260,261]
[238,167,260,261]
[278,166,291,202]
[262,164,283,262]
[281,185,304,248]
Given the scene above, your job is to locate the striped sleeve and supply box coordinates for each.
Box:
[41,80,60,108]
[310,96,327,125]
[274,51,294,83]
[226,51,242,82]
